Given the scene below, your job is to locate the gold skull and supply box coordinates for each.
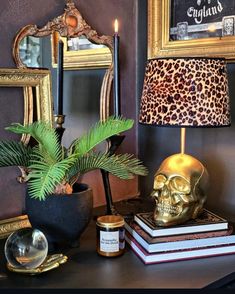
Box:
[151,153,209,226]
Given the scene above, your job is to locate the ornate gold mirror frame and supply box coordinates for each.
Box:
[0,68,53,239]
[148,0,235,61]
[13,0,114,121]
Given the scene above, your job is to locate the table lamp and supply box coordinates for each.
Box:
[139,57,231,227]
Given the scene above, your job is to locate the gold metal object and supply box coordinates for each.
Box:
[148,0,235,61]
[54,114,66,129]
[0,68,53,145]
[7,254,68,275]
[181,128,186,155]
[12,0,113,122]
[0,215,31,240]
[96,215,125,228]
[0,68,53,184]
[151,153,209,226]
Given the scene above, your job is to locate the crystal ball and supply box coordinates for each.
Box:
[4,228,48,270]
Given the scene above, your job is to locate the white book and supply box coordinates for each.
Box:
[125,232,235,265]
[125,219,235,253]
[134,209,228,237]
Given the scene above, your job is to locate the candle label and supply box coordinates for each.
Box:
[100,231,119,252]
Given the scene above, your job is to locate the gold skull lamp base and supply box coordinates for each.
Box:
[151,153,209,227]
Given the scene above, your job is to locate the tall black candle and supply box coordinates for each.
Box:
[113,19,121,117]
[57,40,64,115]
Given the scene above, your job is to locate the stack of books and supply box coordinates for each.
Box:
[124,209,235,265]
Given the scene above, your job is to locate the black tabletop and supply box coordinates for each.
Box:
[1,199,235,290]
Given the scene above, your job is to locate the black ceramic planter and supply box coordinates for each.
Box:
[25,183,93,253]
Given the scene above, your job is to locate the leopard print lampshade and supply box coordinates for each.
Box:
[139,57,231,127]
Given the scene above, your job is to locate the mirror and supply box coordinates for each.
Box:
[10,0,116,225]
[13,0,114,138]
[18,34,112,69]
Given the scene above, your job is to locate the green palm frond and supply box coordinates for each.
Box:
[68,116,134,156]
[67,152,148,185]
[2,117,148,200]
[0,141,32,167]
[28,152,77,201]
[5,122,62,163]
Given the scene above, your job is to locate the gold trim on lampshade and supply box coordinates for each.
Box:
[139,57,231,127]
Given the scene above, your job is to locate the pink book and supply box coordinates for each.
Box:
[125,231,235,265]
[125,219,234,253]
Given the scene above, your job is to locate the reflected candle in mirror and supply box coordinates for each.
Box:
[57,40,64,115]
[113,19,120,117]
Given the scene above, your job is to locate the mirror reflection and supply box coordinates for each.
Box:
[14,0,114,149]
[19,35,110,68]
[18,35,107,148]
[67,35,106,51]
[19,36,41,68]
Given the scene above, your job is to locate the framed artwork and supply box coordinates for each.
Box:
[51,32,112,70]
[148,0,235,61]
[0,68,53,238]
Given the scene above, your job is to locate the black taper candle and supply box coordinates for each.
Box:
[57,40,64,116]
[113,19,121,117]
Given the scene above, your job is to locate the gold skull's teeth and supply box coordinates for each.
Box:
[156,203,179,214]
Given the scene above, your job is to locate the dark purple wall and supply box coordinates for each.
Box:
[0,0,141,219]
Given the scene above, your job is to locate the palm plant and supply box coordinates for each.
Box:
[0,116,148,201]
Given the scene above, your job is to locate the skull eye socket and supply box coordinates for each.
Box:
[154,174,167,190]
[171,177,191,194]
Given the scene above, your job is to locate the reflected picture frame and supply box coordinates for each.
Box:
[148,0,235,61]
[51,32,112,70]
[0,68,53,238]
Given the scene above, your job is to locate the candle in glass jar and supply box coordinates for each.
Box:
[96,215,125,257]
[113,19,121,117]
[57,40,64,115]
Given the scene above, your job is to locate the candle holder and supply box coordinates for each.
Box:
[54,114,66,144]
[101,134,125,215]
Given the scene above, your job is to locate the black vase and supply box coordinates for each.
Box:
[25,183,93,253]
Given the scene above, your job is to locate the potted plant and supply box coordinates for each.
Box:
[0,116,147,251]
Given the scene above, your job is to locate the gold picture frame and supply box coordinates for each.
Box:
[148,0,235,61]
[0,68,53,144]
[52,32,112,70]
[0,68,53,238]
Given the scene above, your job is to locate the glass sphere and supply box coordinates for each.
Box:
[4,228,48,270]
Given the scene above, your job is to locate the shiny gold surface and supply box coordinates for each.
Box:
[7,254,68,275]
[151,153,209,226]
[181,128,186,154]
[54,114,66,128]
[96,248,125,258]
[0,215,31,240]
[96,215,125,229]
[148,0,235,61]
[0,68,53,145]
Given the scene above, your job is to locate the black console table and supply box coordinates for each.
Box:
[1,199,235,289]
